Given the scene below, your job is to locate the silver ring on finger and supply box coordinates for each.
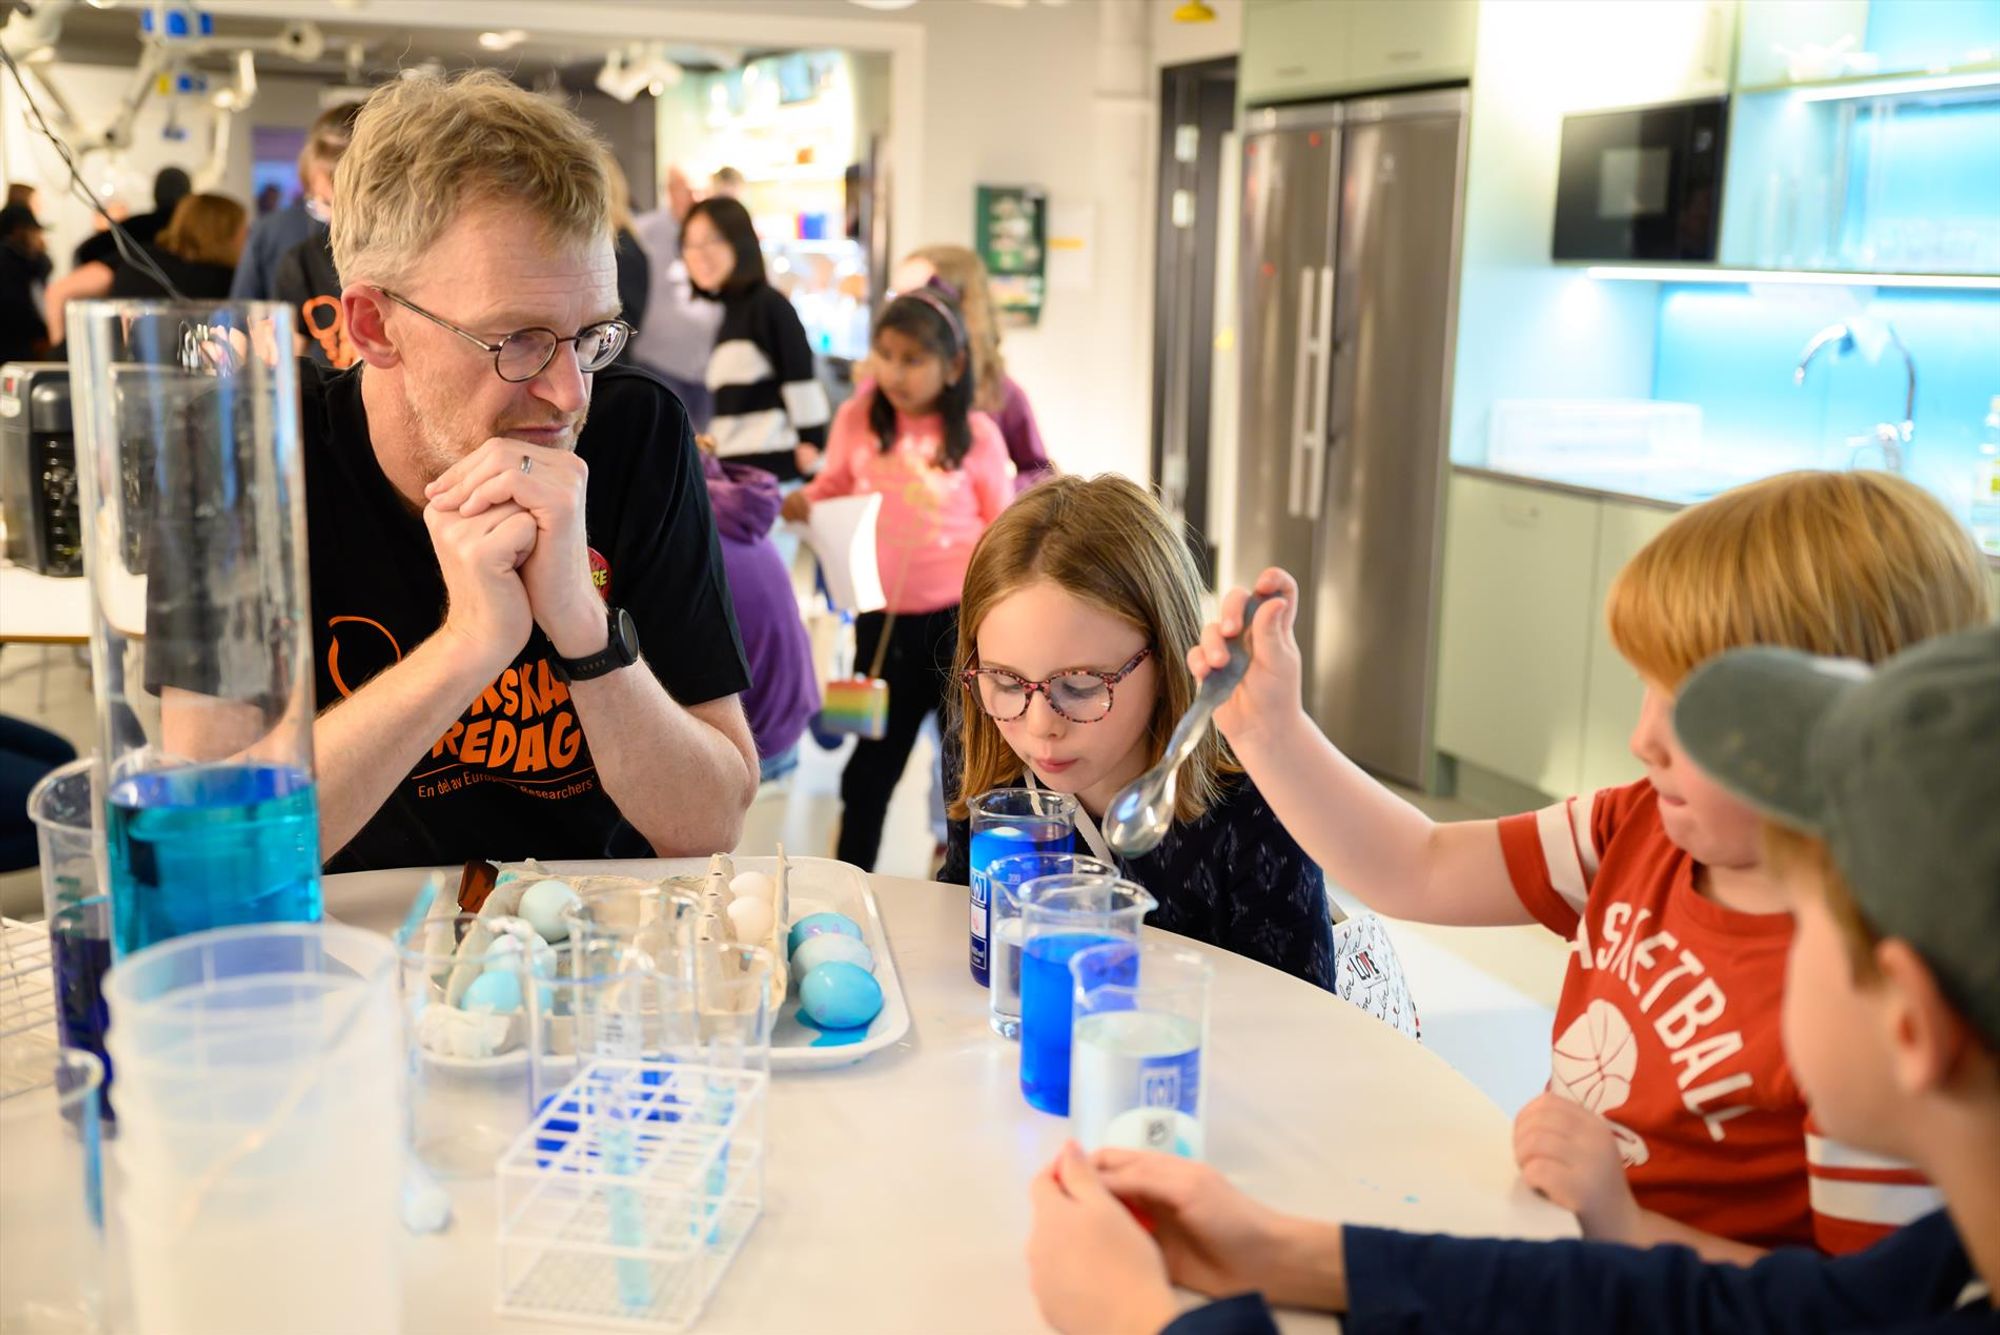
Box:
[519,455,533,474]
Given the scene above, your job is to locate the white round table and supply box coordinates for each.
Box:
[0,562,92,644]
[321,866,1574,1333]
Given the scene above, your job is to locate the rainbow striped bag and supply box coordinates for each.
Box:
[818,676,890,740]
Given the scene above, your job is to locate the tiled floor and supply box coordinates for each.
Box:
[2,645,1565,1116]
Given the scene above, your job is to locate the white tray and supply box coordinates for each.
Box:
[539,857,910,1072]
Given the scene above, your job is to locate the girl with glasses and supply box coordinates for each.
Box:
[938,474,1335,991]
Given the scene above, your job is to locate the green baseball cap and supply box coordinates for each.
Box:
[1673,623,2000,1050]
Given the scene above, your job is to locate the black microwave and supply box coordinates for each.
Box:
[1552,97,1728,262]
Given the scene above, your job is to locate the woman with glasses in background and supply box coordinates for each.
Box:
[682,195,831,482]
[939,474,1336,990]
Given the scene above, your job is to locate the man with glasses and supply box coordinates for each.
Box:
[297,70,756,874]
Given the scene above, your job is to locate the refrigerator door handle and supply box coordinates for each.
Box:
[1304,263,1336,521]
[1287,266,1315,517]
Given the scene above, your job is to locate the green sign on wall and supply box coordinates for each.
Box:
[976,184,1047,328]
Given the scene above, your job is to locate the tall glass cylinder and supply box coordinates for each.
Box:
[69,301,320,958]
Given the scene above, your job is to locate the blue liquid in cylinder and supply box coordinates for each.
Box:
[1018,930,1120,1116]
[968,818,1072,986]
[52,920,115,1125]
[107,762,323,958]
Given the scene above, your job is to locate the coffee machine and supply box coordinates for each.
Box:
[0,362,81,577]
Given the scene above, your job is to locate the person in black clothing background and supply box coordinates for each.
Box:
[0,202,52,362]
[681,196,829,481]
[106,193,245,300]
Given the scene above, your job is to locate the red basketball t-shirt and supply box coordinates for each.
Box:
[1499,780,1937,1252]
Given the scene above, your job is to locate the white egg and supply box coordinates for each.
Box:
[727,896,775,945]
[729,871,777,903]
[791,932,874,978]
[518,879,580,943]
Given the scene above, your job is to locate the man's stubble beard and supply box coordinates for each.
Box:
[402,376,589,487]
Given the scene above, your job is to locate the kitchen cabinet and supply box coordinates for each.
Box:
[1577,500,1676,795]
[1241,0,1476,107]
[1348,0,1477,94]
[1241,0,1350,106]
[1435,474,1600,800]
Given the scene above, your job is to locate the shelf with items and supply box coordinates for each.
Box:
[1717,76,2000,277]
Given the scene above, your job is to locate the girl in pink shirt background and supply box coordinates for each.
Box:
[782,282,1011,869]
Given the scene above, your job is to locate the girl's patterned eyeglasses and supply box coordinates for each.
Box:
[960,647,1153,724]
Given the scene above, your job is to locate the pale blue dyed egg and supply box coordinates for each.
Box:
[481,933,556,980]
[519,879,579,943]
[798,961,883,1031]
[791,933,875,977]
[461,969,523,1015]
[787,911,862,959]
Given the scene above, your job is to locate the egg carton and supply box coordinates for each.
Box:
[495,1057,765,1331]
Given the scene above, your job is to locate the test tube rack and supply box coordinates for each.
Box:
[0,918,58,1100]
[495,1057,766,1330]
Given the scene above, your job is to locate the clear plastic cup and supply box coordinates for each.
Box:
[1069,940,1213,1159]
[0,1047,109,1332]
[105,922,402,1334]
[564,884,701,1061]
[398,911,551,1179]
[967,789,1077,987]
[985,852,1116,1040]
[28,756,98,922]
[1016,874,1157,1116]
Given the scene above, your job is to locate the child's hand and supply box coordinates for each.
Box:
[1189,568,1306,751]
[1027,1142,1179,1335]
[1513,1092,1643,1242]
[794,443,823,475]
[780,489,813,523]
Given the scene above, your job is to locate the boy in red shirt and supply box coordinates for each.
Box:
[1187,470,1989,1259]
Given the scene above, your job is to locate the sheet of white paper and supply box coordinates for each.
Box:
[790,493,885,614]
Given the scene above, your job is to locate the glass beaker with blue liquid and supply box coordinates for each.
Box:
[1069,941,1212,1159]
[70,302,322,957]
[1016,874,1156,1116]
[967,788,1077,987]
[986,852,1116,1040]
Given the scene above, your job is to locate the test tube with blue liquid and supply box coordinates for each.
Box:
[70,302,322,957]
[967,789,1077,988]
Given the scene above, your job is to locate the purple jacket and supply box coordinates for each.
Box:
[995,376,1054,494]
[702,455,820,760]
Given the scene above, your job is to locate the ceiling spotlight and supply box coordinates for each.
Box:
[597,44,680,103]
[478,29,527,52]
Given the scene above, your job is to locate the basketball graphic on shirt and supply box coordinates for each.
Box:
[1552,1000,1638,1113]
[1550,999,1652,1168]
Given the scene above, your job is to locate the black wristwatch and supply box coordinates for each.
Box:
[552,606,640,682]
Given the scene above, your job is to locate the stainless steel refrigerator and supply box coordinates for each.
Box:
[1229,88,1468,790]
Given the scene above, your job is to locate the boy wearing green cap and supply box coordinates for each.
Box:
[1027,623,2000,1334]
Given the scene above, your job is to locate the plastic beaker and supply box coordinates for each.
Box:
[69,301,321,959]
[1016,874,1157,1116]
[105,922,402,1334]
[28,756,97,920]
[1069,940,1212,1159]
[564,883,701,1061]
[399,911,551,1179]
[986,852,1116,1040]
[967,789,1076,986]
[0,1047,109,1332]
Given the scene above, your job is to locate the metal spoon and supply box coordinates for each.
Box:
[1104,592,1272,857]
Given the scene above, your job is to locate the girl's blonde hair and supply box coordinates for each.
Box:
[906,244,1007,416]
[949,474,1235,823]
[1609,470,1991,688]
[157,193,246,267]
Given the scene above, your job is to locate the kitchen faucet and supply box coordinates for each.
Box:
[1794,320,1917,474]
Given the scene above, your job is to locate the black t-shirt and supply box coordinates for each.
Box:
[303,361,750,872]
[274,235,349,369]
[941,771,1338,992]
[106,246,234,300]
[73,209,171,270]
